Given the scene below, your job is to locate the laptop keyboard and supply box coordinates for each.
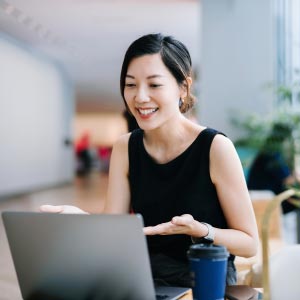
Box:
[156,295,169,300]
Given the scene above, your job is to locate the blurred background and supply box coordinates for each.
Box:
[1,0,299,196]
[1,0,300,298]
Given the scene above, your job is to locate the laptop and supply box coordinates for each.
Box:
[2,212,190,300]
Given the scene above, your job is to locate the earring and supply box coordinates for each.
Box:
[179,98,184,107]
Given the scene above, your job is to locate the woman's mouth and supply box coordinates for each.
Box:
[137,108,158,117]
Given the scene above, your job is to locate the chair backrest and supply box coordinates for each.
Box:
[250,190,282,240]
[261,189,297,300]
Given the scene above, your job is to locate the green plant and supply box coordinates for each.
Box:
[231,82,300,171]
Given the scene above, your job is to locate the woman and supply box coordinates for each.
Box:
[41,33,258,287]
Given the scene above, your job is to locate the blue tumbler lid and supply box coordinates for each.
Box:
[187,244,229,259]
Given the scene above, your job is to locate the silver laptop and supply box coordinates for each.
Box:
[2,212,190,300]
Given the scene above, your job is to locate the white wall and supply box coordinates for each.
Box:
[0,35,75,197]
[199,0,275,140]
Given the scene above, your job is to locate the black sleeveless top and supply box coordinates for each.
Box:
[128,128,234,262]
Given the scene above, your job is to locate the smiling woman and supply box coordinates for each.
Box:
[120,34,195,116]
[41,33,259,288]
[123,54,184,131]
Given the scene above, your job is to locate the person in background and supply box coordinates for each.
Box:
[97,145,112,173]
[41,33,258,287]
[75,132,92,176]
[247,123,299,214]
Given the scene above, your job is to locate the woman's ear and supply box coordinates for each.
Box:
[180,76,193,98]
[186,76,193,88]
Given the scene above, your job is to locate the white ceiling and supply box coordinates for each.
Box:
[0,0,201,111]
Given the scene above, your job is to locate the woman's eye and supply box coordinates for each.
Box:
[150,84,162,88]
[125,83,136,87]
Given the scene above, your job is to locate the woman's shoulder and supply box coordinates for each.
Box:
[211,130,234,148]
[195,125,230,145]
[113,129,144,151]
[112,132,131,151]
[196,125,234,157]
[200,126,227,137]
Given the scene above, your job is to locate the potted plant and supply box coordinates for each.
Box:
[231,82,300,176]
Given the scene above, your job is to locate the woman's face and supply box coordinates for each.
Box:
[124,53,185,131]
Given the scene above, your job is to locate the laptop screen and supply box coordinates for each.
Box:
[2,212,156,300]
[2,212,190,300]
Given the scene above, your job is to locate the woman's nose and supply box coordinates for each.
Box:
[135,87,150,103]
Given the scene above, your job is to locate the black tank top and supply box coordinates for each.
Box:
[128,128,233,262]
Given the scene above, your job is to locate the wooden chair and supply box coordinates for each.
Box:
[235,190,285,286]
[261,189,300,300]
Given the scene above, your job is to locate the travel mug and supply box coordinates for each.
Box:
[187,244,229,300]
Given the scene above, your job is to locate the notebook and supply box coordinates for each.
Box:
[2,212,190,300]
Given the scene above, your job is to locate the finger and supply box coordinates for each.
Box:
[62,206,81,214]
[144,222,182,235]
[62,205,88,214]
[144,226,166,235]
[172,214,192,225]
[181,214,193,219]
[143,226,155,235]
[171,216,181,224]
[143,223,170,235]
[39,205,63,213]
[143,225,166,235]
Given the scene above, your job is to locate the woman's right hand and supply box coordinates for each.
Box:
[39,205,88,214]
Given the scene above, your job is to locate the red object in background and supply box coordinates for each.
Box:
[75,132,90,154]
[97,146,112,173]
[97,146,111,160]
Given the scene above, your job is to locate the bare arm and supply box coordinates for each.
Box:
[208,135,259,257]
[103,133,131,214]
[40,133,131,215]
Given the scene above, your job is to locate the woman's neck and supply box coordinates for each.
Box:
[142,116,204,164]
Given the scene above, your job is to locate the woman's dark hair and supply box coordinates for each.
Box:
[123,109,139,132]
[120,33,195,113]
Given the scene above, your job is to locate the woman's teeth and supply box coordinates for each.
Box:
[138,108,158,115]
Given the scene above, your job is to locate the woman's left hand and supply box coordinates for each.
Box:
[39,205,88,214]
[143,214,196,236]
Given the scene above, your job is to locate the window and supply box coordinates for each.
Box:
[275,0,300,107]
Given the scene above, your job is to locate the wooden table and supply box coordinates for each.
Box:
[178,285,262,300]
[178,289,192,299]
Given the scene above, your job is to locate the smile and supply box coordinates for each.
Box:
[137,108,158,116]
